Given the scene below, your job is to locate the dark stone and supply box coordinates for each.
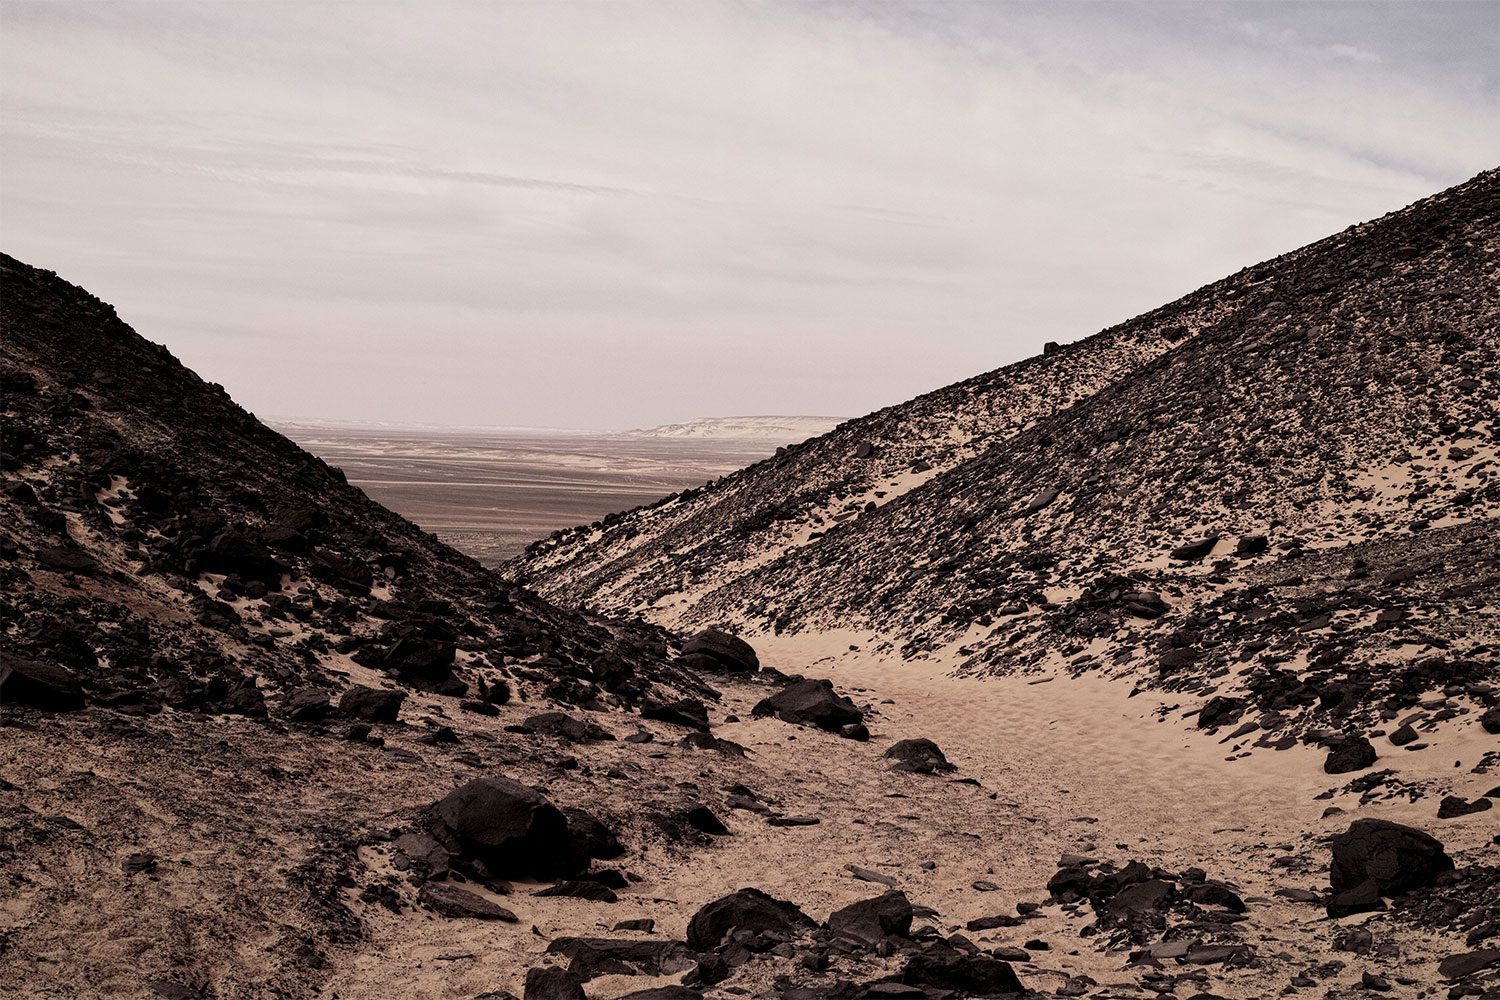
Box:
[641,698,710,731]
[685,887,814,951]
[1481,707,1500,735]
[418,883,518,921]
[1327,878,1385,918]
[828,890,913,947]
[534,880,618,902]
[433,775,584,880]
[523,711,615,743]
[283,685,331,722]
[563,807,625,861]
[1197,696,1246,729]
[899,942,1025,995]
[883,738,955,774]
[339,685,405,722]
[523,967,586,1000]
[1437,795,1492,819]
[35,544,98,574]
[685,804,730,836]
[679,628,759,674]
[1324,736,1377,774]
[1388,723,1418,746]
[1170,535,1220,561]
[0,653,85,711]
[752,678,862,731]
[1235,534,1269,556]
[1329,818,1452,902]
[1438,948,1500,981]
[545,937,696,979]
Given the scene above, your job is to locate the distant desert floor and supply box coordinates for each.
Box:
[276,424,785,565]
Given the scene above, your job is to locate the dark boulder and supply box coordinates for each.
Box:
[752,678,862,731]
[433,775,587,879]
[678,629,758,674]
[685,887,814,951]
[1197,696,1246,729]
[828,890,913,948]
[418,883,518,921]
[898,942,1025,994]
[1437,795,1492,819]
[685,804,730,836]
[524,967,586,1000]
[283,685,331,722]
[641,698,711,731]
[523,711,615,743]
[35,544,98,574]
[1327,878,1385,918]
[884,738,955,774]
[1388,723,1419,746]
[0,653,85,711]
[617,989,704,1000]
[1329,819,1452,909]
[1235,534,1269,556]
[545,937,696,980]
[1324,736,1377,774]
[339,685,405,723]
[563,807,625,862]
[1170,535,1220,561]
[1480,706,1500,735]
[202,530,285,585]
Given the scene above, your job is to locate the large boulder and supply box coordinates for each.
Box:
[685,887,814,951]
[641,698,711,731]
[1324,736,1377,774]
[678,629,759,674]
[523,711,615,743]
[884,738,955,774]
[0,653,85,711]
[827,890,913,947]
[752,679,862,731]
[1329,818,1452,913]
[339,685,405,722]
[434,775,593,879]
[899,942,1026,994]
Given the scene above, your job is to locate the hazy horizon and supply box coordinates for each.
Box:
[4,1,1497,428]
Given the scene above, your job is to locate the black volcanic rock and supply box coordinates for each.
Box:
[1329,819,1452,907]
[1197,695,1246,729]
[827,890,913,947]
[884,738,955,774]
[752,678,862,731]
[898,942,1025,995]
[283,686,331,722]
[685,888,814,951]
[1324,736,1377,774]
[0,653,85,711]
[339,686,405,723]
[678,628,759,674]
[641,697,711,731]
[433,775,587,880]
[417,883,517,921]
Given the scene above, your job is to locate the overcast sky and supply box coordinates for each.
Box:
[3,2,1496,429]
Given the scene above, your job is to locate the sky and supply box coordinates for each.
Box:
[2,2,1497,430]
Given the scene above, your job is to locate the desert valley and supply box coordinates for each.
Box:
[3,168,1498,1000]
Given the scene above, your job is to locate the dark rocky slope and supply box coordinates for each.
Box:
[1,251,706,717]
[516,170,1500,738]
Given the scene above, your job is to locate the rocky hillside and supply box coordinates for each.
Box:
[0,252,712,720]
[515,170,1500,734]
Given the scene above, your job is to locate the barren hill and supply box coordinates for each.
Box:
[516,170,1500,735]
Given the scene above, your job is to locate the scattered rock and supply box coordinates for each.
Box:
[339,685,405,723]
[752,678,862,731]
[418,883,518,921]
[884,738,955,774]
